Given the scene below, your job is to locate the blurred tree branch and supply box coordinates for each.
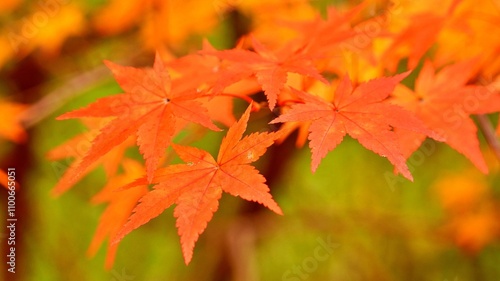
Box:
[476,114,500,163]
[20,65,109,128]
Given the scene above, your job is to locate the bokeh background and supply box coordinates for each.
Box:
[1,0,500,280]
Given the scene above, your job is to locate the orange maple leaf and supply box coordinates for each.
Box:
[57,53,220,182]
[380,0,463,71]
[285,4,363,57]
[381,12,446,72]
[391,59,500,173]
[271,72,442,180]
[168,40,261,127]
[203,37,328,110]
[113,105,282,264]
[433,0,500,78]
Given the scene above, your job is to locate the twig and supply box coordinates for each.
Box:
[476,114,500,163]
[20,65,110,128]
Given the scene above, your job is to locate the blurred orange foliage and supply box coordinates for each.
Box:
[434,172,500,254]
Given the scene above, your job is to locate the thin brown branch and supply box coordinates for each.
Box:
[476,114,500,163]
[20,65,110,128]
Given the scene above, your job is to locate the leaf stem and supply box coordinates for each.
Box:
[204,92,261,111]
[277,99,305,107]
[220,92,255,104]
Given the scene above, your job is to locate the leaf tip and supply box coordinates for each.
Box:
[55,112,72,120]
[310,162,319,173]
[183,252,193,265]
[110,229,127,247]
[397,70,413,81]
[50,189,62,198]
[103,59,118,70]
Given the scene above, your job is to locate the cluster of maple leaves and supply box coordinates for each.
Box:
[2,0,498,268]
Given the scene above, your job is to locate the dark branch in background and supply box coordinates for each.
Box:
[476,114,500,163]
[20,43,148,129]
[20,65,109,128]
[472,75,500,164]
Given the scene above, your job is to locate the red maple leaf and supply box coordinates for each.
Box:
[113,105,282,264]
[57,53,220,182]
[202,37,328,110]
[271,72,443,180]
[391,59,500,173]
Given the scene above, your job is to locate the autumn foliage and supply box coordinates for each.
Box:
[54,0,500,266]
[2,0,499,270]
